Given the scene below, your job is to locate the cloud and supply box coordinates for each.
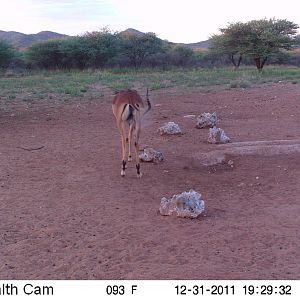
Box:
[0,0,299,42]
[0,0,118,35]
[32,0,115,20]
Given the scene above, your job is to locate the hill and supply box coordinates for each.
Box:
[119,28,210,49]
[0,28,210,50]
[182,40,210,49]
[0,30,69,49]
[119,28,145,38]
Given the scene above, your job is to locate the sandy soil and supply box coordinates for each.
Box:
[0,83,299,279]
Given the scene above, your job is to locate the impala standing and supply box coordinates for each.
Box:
[112,89,151,178]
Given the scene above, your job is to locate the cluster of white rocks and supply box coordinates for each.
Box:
[196,112,230,144]
[151,112,230,219]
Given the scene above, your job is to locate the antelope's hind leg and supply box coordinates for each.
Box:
[127,123,134,162]
[117,120,127,177]
[134,124,142,178]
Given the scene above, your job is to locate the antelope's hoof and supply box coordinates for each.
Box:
[128,156,132,162]
[121,170,125,177]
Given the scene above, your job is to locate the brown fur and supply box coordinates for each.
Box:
[112,89,149,178]
[112,90,144,109]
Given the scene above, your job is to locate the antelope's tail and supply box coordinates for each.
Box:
[143,88,152,115]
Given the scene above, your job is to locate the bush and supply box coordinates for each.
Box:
[168,45,196,67]
[120,32,164,67]
[59,37,90,69]
[287,49,300,66]
[26,40,64,69]
[25,31,122,69]
[0,39,15,70]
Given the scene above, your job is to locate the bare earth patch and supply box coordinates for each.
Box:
[0,83,299,279]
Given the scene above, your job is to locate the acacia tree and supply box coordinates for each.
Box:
[245,19,299,71]
[210,19,299,71]
[210,22,250,69]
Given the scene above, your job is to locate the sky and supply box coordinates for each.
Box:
[0,0,300,43]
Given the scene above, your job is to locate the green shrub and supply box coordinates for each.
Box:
[0,39,15,70]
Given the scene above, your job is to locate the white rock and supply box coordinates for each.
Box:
[196,112,217,128]
[139,147,164,163]
[208,127,230,144]
[158,122,182,135]
[227,160,234,168]
[159,190,205,218]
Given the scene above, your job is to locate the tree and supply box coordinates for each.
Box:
[245,19,299,71]
[121,33,163,67]
[210,19,299,71]
[26,40,64,69]
[82,31,120,68]
[59,37,91,69]
[210,22,250,69]
[0,39,15,70]
[25,29,122,69]
[169,45,196,67]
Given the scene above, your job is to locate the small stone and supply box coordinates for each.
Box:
[158,122,182,135]
[139,147,164,163]
[227,160,234,167]
[208,127,230,144]
[196,112,217,128]
[159,190,205,218]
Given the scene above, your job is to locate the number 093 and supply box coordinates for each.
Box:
[106,285,125,295]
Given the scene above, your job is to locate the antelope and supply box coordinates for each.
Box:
[112,89,151,178]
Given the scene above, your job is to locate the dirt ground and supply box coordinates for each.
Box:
[0,82,299,280]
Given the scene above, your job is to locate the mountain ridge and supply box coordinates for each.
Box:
[0,28,209,49]
[120,28,210,49]
[0,30,69,49]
